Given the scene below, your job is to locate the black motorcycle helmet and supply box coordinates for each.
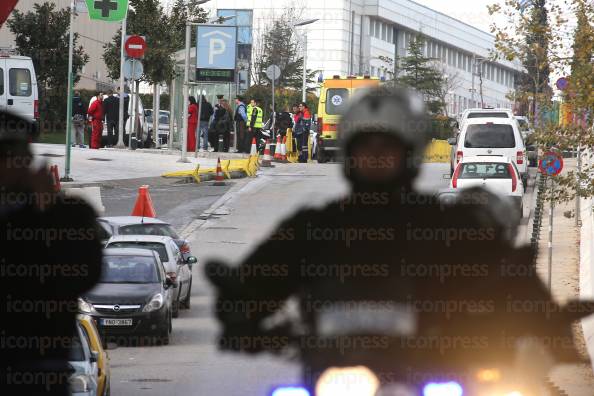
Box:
[338,86,431,190]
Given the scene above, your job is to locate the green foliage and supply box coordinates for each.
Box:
[396,35,445,115]
[103,0,208,84]
[139,93,171,110]
[7,2,89,132]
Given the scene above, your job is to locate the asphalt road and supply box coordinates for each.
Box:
[107,161,453,396]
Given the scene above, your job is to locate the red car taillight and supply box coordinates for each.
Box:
[508,164,517,192]
[516,151,524,164]
[452,163,462,188]
[34,99,39,119]
[317,117,323,134]
[456,150,463,164]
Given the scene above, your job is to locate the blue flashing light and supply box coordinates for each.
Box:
[270,386,310,396]
[422,381,464,396]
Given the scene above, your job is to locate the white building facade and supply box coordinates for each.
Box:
[208,0,524,114]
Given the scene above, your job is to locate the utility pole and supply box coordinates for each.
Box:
[62,0,75,182]
[116,15,127,148]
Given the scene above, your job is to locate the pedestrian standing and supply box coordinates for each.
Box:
[199,95,214,152]
[220,100,234,152]
[295,102,311,162]
[187,96,199,152]
[87,93,104,149]
[234,96,248,152]
[102,90,119,147]
[247,98,264,152]
[209,99,233,152]
[71,91,86,148]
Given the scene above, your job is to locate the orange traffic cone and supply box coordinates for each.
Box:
[50,165,61,192]
[273,135,283,161]
[213,157,226,186]
[131,185,157,218]
[250,137,257,156]
[280,136,288,162]
[260,139,273,167]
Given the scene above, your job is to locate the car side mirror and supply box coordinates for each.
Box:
[90,350,99,363]
[165,277,175,288]
[186,256,198,267]
[447,137,457,145]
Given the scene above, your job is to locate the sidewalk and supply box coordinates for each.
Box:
[535,159,594,395]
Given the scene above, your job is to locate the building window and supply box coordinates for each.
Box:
[381,23,387,41]
[375,21,381,39]
[387,26,393,43]
[371,66,376,76]
[369,19,374,36]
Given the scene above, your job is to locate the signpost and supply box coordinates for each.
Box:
[196,25,237,82]
[555,77,569,92]
[266,64,281,140]
[539,151,564,291]
[125,35,146,58]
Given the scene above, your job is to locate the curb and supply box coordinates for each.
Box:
[101,147,249,160]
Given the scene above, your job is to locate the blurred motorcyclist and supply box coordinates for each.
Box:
[206,87,583,391]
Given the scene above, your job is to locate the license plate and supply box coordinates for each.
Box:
[101,318,133,326]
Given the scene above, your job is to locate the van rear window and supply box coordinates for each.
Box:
[325,88,349,115]
[9,68,32,97]
[464,124,515,148]
[467,112,509,118]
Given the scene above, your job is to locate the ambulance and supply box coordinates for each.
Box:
[316,75,380,163]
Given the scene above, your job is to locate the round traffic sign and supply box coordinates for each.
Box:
[125,35,146,58]
[265,64,281,81]
[556,77,569,91]
[124,59,143,80]
[539,151,564,176]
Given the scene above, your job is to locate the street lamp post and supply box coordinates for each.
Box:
[292,19,319,103]
[179,0,211,163]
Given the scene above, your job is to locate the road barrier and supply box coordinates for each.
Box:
[131,185,156,217]
[161,156,260,182]
[424,139,450,163]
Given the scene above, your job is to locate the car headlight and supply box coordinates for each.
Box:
[69,374,91,393]
[78,298,93,314]
[315,366,379,396]
[143,293,164,312]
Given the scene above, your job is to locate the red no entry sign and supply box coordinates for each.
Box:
[125,35,146,58]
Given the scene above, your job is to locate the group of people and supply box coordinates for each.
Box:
[72,89,130,150]
[189,94,312,162]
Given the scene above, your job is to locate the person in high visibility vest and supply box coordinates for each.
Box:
[247,98,264,152]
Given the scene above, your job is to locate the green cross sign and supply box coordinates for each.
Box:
[85,0,127,21]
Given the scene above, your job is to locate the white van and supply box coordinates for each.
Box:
[452,118,527,185]
[0,52,39,125]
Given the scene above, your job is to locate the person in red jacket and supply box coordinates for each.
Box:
[87,93,104,149]
[187,96,199,151]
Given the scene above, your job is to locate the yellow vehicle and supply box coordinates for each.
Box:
[316,75,380,163]
[78,314,112,396]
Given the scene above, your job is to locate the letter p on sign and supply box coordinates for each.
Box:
[209,38,226,65]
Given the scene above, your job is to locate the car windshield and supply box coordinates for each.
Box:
[100,255,159,283]
[107,242,169,262]
[467,112,509,118]
[325,88,349,115]
[464,124,515,148]
[119,224,179,238]
[459,162,511,179]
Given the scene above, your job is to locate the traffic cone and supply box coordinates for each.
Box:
[280,136,288,162]
[213,157,226,186]
[250,137,257,155]
[131,185,157,218]
[50,165,61,192]
[260,139,273,167]
[273,135,283,161]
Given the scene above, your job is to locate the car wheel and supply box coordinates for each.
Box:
[183,279,192,309]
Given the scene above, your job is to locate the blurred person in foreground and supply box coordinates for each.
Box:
[0,111,103,395]
[205,86,587,391]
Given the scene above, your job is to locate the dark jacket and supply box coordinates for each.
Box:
[210,109,232,135]
[103,95,119,123]
[200,100,214,122]
[72,95,86,117]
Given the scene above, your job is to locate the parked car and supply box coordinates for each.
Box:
[104,236,195,317]
[0,49,39,137]
[78,314,112,396]
[146,110,170,145]
[79,248,174,343]
[448,118,528,186]
[68,321,100,396]
[98,216,193,261]
[450,155,524,217]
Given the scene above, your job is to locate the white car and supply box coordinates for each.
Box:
[451,156,524,217]
[450,118,527,185]
[459,107,514,129]
[105,235,194,317]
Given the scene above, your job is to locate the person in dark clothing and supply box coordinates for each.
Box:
[293,102,311,162]
[0,117,103,395]
[117,87,130,136]
[234,96,248,153]
[102,90,119,147]
[209,99,233,152]
[199,96,214,152]
[205,87,585,392]
[71,91,87,147]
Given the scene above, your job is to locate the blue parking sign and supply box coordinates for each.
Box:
[196,25,237,70]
